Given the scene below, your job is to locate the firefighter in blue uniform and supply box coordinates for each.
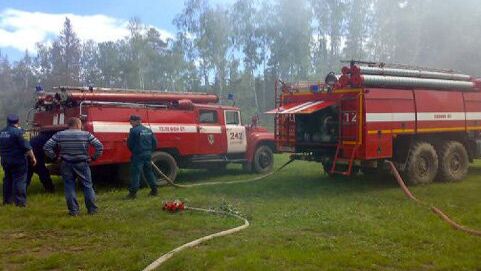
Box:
[0,114,37,206]
[27,132,55,193]
[126,115,158,199]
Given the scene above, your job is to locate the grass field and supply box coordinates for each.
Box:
[1,155,481,270]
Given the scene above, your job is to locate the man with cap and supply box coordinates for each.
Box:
[27,131,55,193]
[125,115,158,199]
[0,114,37,207]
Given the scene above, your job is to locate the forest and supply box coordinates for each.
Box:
[1,0,480,126]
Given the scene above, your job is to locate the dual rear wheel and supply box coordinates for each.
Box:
[404,140,469,185]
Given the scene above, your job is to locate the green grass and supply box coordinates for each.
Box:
[1,155,481,270]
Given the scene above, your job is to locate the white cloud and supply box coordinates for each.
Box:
[0,8,174,53]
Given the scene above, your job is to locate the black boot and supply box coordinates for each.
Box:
[148,189,158,197]
[124,192,137,200]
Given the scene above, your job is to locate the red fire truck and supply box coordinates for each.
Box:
[268,62,481,184]
[30,87,275,183]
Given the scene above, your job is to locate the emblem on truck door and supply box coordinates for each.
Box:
[208,134,215,145]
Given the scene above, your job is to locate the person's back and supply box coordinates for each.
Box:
[45,129,102,163]
[0,125,29,163]
[43,117,103,216]
[128,124,157,157]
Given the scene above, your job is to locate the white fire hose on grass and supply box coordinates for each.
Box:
[142,207,249,271]
[143,159,295,270]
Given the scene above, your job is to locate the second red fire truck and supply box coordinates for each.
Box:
[269,62,481,184]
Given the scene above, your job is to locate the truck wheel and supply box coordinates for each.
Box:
[152,152,178,185]
[436,141,469,182]
[253,145,274,173]
[405,141,438,185]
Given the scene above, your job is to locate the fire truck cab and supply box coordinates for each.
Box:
[30,87,275,183]
[269,62,481,184]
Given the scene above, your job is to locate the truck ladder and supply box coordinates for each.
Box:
[330,144,359,176]
[329,93,362,176]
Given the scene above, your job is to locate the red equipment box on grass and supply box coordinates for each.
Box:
[30,87,275,183]
[268,62,481,184]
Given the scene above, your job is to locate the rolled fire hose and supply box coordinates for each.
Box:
[385,160,481,237]
[142,206,249,271]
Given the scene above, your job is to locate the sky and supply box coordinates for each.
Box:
[0,0,232,61]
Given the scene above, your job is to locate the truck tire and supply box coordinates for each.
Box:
[405,141,438,185]
[253,145,274,173]
[152,152,178,185]
[436,141,469,182]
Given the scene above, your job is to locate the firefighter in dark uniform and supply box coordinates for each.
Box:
[27,132,55,193]
[0,114,37,206]
[126,115,158,199]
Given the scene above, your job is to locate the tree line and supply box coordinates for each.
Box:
[1,0,481,126]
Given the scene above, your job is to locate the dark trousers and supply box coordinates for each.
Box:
[129,155,157,194]
[2,159,28,206]
[61,161,97,215]
[27,161,55,192]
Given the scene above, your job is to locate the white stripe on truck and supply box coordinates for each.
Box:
[366,113,415,122]
[92,121,218,134]
[366,112,481,122]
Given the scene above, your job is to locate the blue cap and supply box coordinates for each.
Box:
[7,114,19,124]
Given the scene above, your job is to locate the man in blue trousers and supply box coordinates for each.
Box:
[44,117,103,216]
[0,114,37,207]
